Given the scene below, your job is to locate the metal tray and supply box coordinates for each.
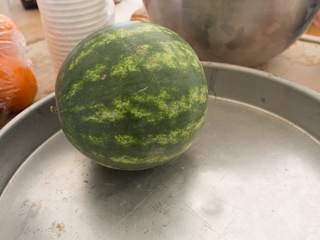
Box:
[1,62,320,240]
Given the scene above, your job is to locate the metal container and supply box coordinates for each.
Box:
[143,0,320,66]
[1,63,320,239]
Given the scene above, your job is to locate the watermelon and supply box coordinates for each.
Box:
[55,21,208,170]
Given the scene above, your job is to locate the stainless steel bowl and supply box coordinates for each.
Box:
[143,0,320,66]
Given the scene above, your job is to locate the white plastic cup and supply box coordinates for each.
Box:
[37,0,115,74]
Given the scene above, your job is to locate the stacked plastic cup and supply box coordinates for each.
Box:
[37,0,115,73]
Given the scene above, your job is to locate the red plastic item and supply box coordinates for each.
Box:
[314,10,320,29]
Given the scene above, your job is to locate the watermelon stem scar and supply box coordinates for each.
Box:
[50,106,58,115]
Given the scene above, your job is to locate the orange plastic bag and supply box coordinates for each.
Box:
[0,14,38,125]
[0,56,38,113]
[0,14,26,59]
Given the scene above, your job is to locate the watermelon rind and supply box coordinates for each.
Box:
[55,21,208,170]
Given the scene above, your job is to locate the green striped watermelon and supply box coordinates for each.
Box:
[55,21,208,170]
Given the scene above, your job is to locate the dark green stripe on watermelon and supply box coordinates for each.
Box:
[55,21,208,170]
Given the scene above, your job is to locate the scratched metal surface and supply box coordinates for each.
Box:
[1,63,320,239]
